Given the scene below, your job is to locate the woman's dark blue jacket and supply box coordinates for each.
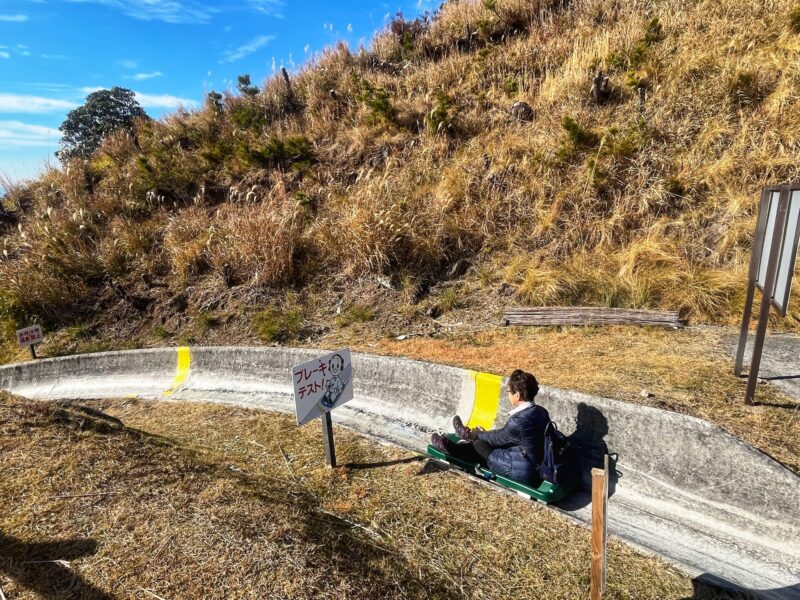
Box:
[476,403,550,484]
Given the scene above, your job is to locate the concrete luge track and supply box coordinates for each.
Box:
[1,346,799,599]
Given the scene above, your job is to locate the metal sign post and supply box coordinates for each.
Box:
[291,348,354,468]
[321,412,336,468]
[735,184,800,405]
[15,325,44,360]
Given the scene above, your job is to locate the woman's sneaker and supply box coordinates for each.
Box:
[453,415,472,440]
[430,433,451,453]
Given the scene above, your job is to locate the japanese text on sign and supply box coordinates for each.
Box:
[291,349,354,426]
[16,325,43,348]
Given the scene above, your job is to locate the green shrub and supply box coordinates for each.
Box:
[65,323,89,341]
[643,17,664,45]
[607,44,646,71]
[253,307,303,342]
[476,18,493,40]
[427,91,456,134]
[153,325,168,339]
[335,305,375,327]
[437,286,467,312]
[238,136,316,171]
[625,70,649,90]
[503,77,519,97]
[196,311,220,331]
[401,31,415,56]
[231,103,267,131]
[353,75,398,125]
[562,116,599,148]
[791,5,800,32]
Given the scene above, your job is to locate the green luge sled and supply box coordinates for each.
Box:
[426,434,573,504]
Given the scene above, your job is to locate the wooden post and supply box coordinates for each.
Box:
[590,455,609,600]
[321,412,336,468]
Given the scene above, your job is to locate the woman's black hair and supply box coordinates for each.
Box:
[508,369,539,403]
[330,353,344,367]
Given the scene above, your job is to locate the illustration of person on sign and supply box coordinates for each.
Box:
[320,353,347,410]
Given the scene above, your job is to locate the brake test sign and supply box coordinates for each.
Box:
[16,325,43,347]
[291,349,354,426]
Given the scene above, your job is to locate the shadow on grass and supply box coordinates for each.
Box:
[0,532,112,600]
[753,400,800,410]
[344,455,424,470]
[211,457,462,597]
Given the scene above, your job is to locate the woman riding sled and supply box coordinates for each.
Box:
[430,369,550,486]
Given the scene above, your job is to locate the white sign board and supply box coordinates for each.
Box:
[755,189,800,315]
[774,190,800,311]
[16,325,43,347]
[291,349,354,426]
[756,189,781,290]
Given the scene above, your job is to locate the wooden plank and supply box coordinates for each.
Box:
[502,307,683,328]
[590,456,609,600]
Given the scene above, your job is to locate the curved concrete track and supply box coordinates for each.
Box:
[727,333,800,400]
[1,347,799,599]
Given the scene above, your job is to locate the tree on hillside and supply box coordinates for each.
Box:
[57,87,149,162]
[237,74,259,97]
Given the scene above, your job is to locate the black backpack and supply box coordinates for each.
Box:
[538,421,579,486]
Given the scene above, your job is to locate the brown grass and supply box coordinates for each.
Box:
[2,0,800,332]
[1,393,738,599]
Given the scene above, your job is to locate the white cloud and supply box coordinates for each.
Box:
[0,120,61,148]
[17,82,75,93]
[64,0,284,24]
[65,0,283,24]
[134,92,198,109]
[67,0,215,24]
[120,59,139,69]
[0,52,9,59]
[0,93,76,113]
[129,71,163,81]
[0,14,28,22]
[220,35,274,64]
[79,86,198,109]
[247,0,282,17]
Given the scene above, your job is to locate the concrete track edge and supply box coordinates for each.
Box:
[1,346,798,599]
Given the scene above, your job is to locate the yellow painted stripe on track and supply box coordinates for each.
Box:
[162,346,191,396]
[467,371,503,430]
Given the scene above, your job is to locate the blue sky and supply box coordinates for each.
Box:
[0,0,436,185]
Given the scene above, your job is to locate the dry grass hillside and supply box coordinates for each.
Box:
[2,0,800,348]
